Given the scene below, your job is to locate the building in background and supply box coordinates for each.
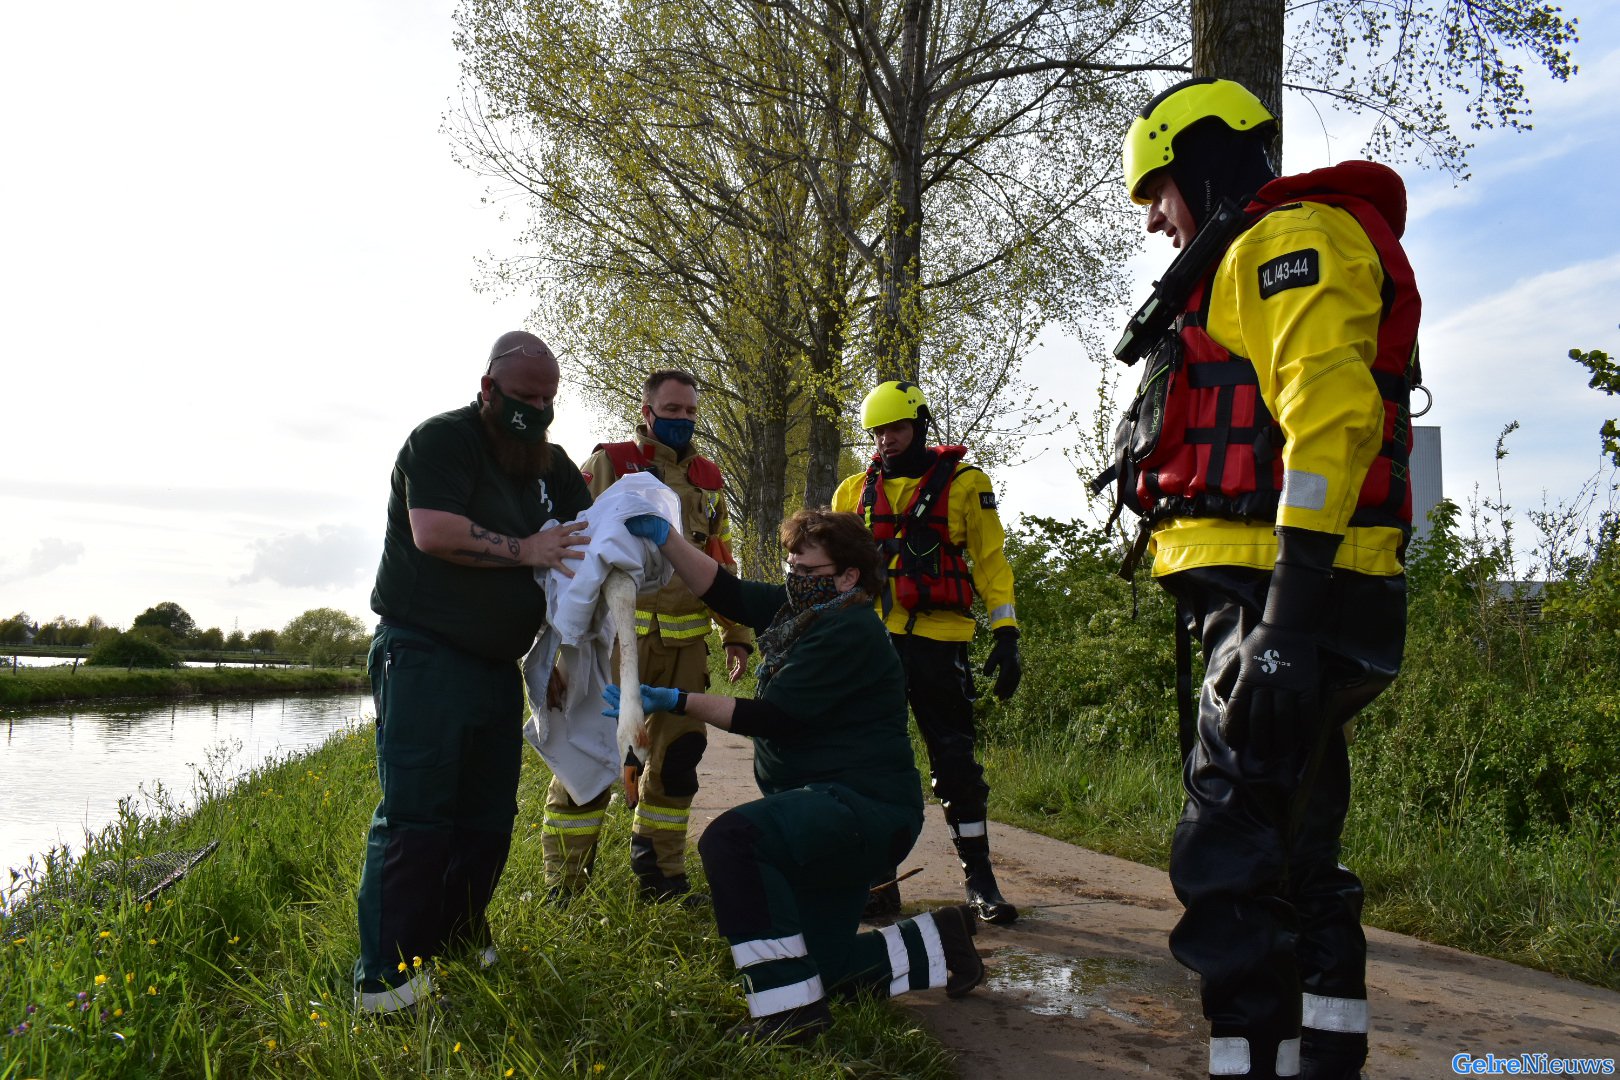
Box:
[1410,425,1444,548]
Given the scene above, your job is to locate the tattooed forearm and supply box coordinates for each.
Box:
[450,548,522,565]
[470,523,522,558]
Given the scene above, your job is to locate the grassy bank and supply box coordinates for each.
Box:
[0,726,953,1079]
[0,666,367,708]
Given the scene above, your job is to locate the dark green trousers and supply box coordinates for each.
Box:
[354,623,524,994]
[699,783,933,1015]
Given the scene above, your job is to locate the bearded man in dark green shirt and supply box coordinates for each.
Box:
[355,330,594,1014]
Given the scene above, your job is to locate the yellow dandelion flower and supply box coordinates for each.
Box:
[594,1066,606,1074]
[412,955,423,969]
[148,938,157,946]
[113,1008,123,1018]
[397,961,408,973]
[309,1010,321,1021]
[125,972,135,984]
[95,974,109,986]
[319,1021,329,1029]
[99,931,112,939]
[11,937,24,945]
[229,936,240,945]
[147,985,158,995]
[453,1042,462,1053]
[265,1038,277,1050]
[506,1070,516,1078]
[143,901,153,912]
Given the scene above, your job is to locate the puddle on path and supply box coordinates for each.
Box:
[985,946,1194,1025]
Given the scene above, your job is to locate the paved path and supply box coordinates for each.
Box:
[689,731,1620,1079]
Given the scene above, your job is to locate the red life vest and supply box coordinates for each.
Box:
[859,447,976,614]
[589,441,725,492]
[1121,174,1421,534]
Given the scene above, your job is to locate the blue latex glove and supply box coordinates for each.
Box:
[601,682,681,717]
[625,514,670,546]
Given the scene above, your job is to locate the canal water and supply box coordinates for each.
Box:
[0,691,371,881]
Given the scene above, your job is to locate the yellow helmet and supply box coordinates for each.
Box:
[1123,78,1274,204]
[860,380,929,430]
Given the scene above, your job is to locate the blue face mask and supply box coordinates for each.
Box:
[651,415,696,450]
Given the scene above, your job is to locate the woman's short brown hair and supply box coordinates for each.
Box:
[780,508,883,595]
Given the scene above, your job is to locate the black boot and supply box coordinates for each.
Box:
[632,835,710,907]
[726,998,833,1045]
[957,845,1018,925]
[932,903,985,998]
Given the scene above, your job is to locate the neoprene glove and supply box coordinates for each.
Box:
[1222,528,1338,770]
[625,514,670,546]
[601,682,681,718]
[982,626,1023,701]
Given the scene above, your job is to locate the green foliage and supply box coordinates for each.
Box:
[247,629,279,653]
[131,602,195,645]
[87,633,181,670]
[279,609,368,667]
[0,668,365,708]
[976,516,1179,756]
[1571,344,1619,467]
[0,612,35,644]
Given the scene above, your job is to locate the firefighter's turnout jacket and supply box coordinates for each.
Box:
[579,428,754,653]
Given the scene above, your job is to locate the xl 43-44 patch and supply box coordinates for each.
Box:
[1258,249,1320,299]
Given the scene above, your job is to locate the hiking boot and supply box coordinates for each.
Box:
[933,903,985,998]
[726,998,833,1046]
[961,853,1018,926]
[862,879,902,920]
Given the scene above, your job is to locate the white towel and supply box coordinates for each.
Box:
[522,472,680,803]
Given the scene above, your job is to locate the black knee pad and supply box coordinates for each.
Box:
[657,731,707,798]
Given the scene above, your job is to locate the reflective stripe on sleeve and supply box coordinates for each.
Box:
[951,820,987,840]
[987,604,1016,623]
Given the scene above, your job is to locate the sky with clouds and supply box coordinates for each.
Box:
[2,2,1616,637]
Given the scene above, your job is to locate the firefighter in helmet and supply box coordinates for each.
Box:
[1113,77,1421,1079]
[830,380,1022,925]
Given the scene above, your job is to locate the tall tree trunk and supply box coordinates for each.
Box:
[876,0,930,383]
[1191,0,1285,168]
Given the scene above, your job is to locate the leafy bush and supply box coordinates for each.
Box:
[87,632,181,669]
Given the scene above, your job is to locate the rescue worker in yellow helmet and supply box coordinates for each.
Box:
[831,380,1021,925]
[1111,77,1421,1080]
[541,369,754,905]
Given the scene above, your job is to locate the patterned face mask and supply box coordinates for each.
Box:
[784,570,841,612]
[494,383,552,444]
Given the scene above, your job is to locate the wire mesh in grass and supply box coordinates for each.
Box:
[3,841,219,936]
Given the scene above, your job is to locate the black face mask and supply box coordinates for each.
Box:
[493,383,553,444]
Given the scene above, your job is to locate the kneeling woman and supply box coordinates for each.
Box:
[610,508,982,1042]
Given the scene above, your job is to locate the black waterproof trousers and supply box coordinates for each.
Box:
[1161,566,1405,1080]
[889,633,989,828]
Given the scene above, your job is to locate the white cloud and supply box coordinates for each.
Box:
[232,525,376,590]
[0,539,86,586]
